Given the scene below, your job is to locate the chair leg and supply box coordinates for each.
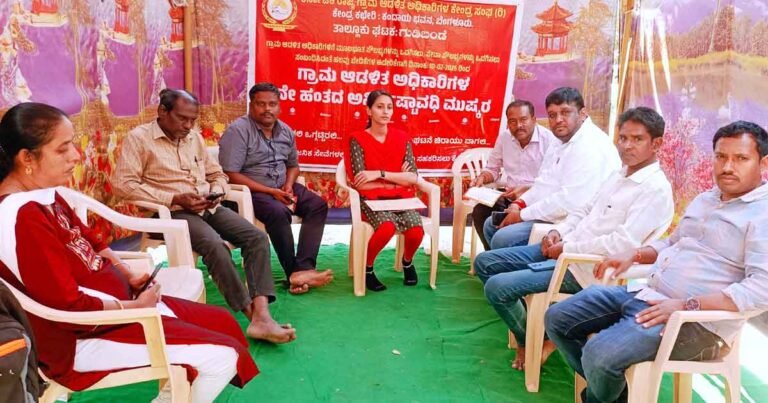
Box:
[468,226,477,275]
[394,234,404,272]
[451,208,466,263]
[574,373,587,403]
[722,365,742,403]
[348,231,355,277]
[429,234,438,289]
[169,365,191,403]
[351,228,367,297]
[673,373,693,403]
[626,362,656,403]
[524,294,547,393]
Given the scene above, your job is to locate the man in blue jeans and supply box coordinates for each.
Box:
[483,87,620,250]
[545,121,768,402]
[475,107,674,370]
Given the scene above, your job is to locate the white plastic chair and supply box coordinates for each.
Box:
[335,160,440,296]
[514,220,671,393]
[450,147,493,270]
[56,187,204,303]
[620,309,760,403]
[0,276,191,403]
[567,261,761,403]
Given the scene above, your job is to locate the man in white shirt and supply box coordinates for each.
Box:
[470,100,555,251]
[546,120,768,403]
[475,107,674,371]
[483,87,621,250]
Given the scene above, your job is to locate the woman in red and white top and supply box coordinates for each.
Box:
[0,103,257,403]
[344,90,425,291]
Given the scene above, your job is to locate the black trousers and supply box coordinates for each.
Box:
[471,197,509,251]
[251,183,328,278]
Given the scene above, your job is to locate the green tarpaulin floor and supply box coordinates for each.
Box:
[70,245,767,402]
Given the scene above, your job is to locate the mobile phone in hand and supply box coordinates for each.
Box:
[137,262,164,295]
[491,211,508,226]
[206,192,225,201]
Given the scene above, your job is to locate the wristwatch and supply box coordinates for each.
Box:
[684,297,701,311]
[380,170,385,178]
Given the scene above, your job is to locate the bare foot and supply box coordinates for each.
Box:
[246,320,296,343]
[512,346,526,370]
[288,283,310,295]
[511,342,557,370]
[541,340,557,366]
[290,269,334,289]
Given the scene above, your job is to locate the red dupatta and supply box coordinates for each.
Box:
[344,127,416,200]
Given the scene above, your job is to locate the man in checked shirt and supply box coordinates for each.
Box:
[114,89,296,344]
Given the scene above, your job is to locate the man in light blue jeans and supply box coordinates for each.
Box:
[545,286,727,403]
[476,107,674,371]
[545,121,768,402]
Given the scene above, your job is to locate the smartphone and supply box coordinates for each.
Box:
[206,192,225,201]
[137,262,164,294]
[527,260,557,272]
[491,211,508,226]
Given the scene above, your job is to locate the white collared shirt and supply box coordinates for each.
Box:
[554,161,674,255]
[484,124,555,188]
[519,117,621,222]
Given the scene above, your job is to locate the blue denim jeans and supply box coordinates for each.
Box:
[482,218,537,250]
[544,286,726,403]
[475,243,582,346]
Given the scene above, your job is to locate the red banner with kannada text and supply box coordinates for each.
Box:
[252,0,522,174]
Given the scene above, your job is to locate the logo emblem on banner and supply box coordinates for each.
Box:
[261,0,298,31]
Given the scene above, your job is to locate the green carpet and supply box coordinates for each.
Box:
[69,245,766,402]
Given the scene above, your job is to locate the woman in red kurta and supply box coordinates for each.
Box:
[0,103,257,402]
[344,90,425,291]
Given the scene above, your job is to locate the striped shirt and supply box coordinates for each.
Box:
[112,120,229,208]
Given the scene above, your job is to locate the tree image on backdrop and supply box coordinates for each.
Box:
[623,0,768,219]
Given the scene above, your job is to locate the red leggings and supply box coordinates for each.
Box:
[366,222,425,267]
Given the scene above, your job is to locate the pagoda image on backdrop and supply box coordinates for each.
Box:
[29,0,67,27]
[531,0,573,61]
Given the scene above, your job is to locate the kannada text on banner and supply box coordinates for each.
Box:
[254,0,521,172]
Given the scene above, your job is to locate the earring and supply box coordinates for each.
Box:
[25,166,32,175]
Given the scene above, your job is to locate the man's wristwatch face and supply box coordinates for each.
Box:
[684,297,701,311]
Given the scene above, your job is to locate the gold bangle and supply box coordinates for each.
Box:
[115,300,124,310]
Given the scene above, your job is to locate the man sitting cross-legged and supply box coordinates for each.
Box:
[475,107,674,370]
[545,120,768,403]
